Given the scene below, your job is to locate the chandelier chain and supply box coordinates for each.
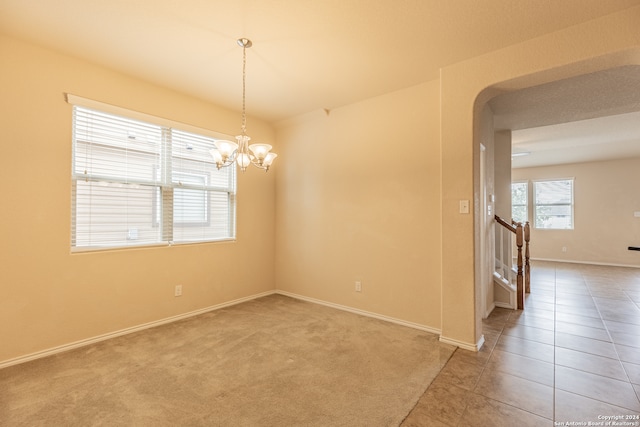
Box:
[209,38,276,172]
[241,43,247,135]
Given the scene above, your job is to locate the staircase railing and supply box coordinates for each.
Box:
[494,215,530,309]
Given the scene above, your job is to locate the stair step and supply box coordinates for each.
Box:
[493,271,517,293]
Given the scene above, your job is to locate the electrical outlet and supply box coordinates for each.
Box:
[562,247,567,252]
[355,281,362,292]
[175,285,182,297]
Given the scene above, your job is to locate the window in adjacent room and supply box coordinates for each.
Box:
[71,104,236,251]
[533,178,574,229]
[511,181,528,224]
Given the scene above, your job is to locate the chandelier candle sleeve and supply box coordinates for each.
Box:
[209,38,277,172]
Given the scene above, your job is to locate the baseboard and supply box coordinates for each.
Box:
[0,290,276,370]
[484,302,496,319]
[439,334,484,352]
[532,257,640,269]
[276,290,442,336]
[494,301,515,310]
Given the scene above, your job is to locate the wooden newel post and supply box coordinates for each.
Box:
[524,221,531,294]
[516,222,524,310]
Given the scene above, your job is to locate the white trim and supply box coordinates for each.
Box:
[2,289,453,369]
[276,290,442,336]
[532,257,640,269]
[439,334,484,352]
[0,290,275,370]
[65,93,234,141]
[495,301,516,310]
[484,301,496,319]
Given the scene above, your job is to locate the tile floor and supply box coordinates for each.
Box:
[402,261,640,426]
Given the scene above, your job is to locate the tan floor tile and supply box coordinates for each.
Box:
[433,355,485,391]
[474,369,554,419]
[486,349,554,386]
[495,335,555,363]
[525,299,556,312]
[601,311,640,325]
[594,298,640,312]
[556,294,597,308]
[605,319,640,336]
[590,289,632,300]
[616,344,640,364]
[556,311,605,329]
[510,306,555,321]
[555,390,640,424]
[501,323,555,344]
[507,312,555,331]
[623,362,640,385]
[401,415,451,427]
[555,332,618,359]
[555,347,627,381]
[555,321,611,342]
[448,347,492,367]
[555,366,640,412]
[556,284,590,295]
[476,263,640,423]
[555,304,601,319]
[610,330,640,348]
[626,290,640,303]
[458,393,552,427]
[480,331,500,353]
[402,377,471,426]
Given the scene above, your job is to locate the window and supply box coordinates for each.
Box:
[71,105,236,250]
[511,181,528,224]
[533,179,574,229]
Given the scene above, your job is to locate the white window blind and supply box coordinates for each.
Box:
[533,179,574,229]
[71,105,236,250]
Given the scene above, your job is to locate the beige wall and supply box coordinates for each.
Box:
[3,5,640,363]
[512,157,640,267]
[441,6,640,348]
[275,81,442,330]
[0,35,276,363]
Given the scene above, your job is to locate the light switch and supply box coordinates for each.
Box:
[459,200,470,214]
[634,211,640,218]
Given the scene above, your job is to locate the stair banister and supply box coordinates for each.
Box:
[494,215,531,310]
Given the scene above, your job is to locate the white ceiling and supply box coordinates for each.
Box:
[491,66,640,168]
[2,0,640,167]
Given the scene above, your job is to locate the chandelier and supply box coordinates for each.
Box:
[209,38,277,172]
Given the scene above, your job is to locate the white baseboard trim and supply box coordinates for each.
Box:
[439,334,484,352]
[484,302,496,319]
[276,290,442,336]
[0,290,276,370]
[532,258,640,269]
[494,301,516,310]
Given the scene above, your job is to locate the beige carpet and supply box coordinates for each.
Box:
[1,294,455,426]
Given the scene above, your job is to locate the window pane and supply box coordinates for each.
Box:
[533,179,574,230]
[512,205,527,224]
[171,129,233,190]
[73,180,161,247]
[71,105,237,250]
[535,180,572,204]
[511,182,527,205]
[173,192,233,242]
[511,182,528,223]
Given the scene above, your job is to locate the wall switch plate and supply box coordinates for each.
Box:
[355,281,362,292]
[459,200,470,214]
[175,285,182,297]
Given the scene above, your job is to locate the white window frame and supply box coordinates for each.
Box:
[68,95,237,251]
[511,181,528,224]
[533,178,574,230]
